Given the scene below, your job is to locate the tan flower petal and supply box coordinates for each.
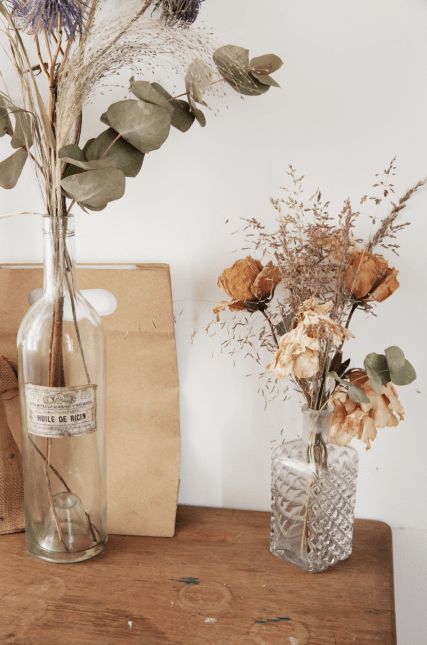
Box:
[252,262,281,299]
[293,349,319,378]
[370,268,400,303]
[383,383,405,420]
[359,415,377,450]
[217,256,263,302]
[330,369,405,449]
[345,249,399,302]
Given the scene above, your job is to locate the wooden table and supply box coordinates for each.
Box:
[0,506,395,644]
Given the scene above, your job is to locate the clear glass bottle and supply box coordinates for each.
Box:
[17,215,107,563]
[270,407,358,573]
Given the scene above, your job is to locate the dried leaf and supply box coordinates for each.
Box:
[102,100,171,154]
[0,148,28,189]
[61,167,126,211]
[185,58,213,105]
[213,45,269,96]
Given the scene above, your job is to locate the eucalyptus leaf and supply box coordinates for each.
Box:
[250,53,284,75]
[0,98,12,137]
[348,384,370,405]
[60,144,85,163]
[384,346,406,372]
[364,352,390,392]
[59,144,86,179]
[82,138,95,157]
[60,154,117,171]
[11,110,33,149]
[129,80,173,116]
[151,83,196,132]
[189,100,206,127]
[85,129,144,178]
[251,72,280,87]
[103,100,171,153]
[385,346,416,386]
[185,59,213,105]
[213,45,270,96]
[0,148,28,189]
[328,371,370,404]
[61,167,126,210]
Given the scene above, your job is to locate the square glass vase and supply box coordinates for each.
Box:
[270,408,359,573]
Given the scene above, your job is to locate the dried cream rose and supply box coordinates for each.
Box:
[345,250,399,302]
[269,325,320,379]
[330,369,405,449]
[214,257,281,320]
[269,299,349,380]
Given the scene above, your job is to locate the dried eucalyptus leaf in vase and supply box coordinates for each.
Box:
[364,352,390,392]
[60,144,87,179]
[185,58,213,105]
[11,110,34,149]
[150,83,196,132]
[101,100,172,154]
[385,346,416,385]
[129,79,174,115]
[0,97,12,137]
[85,129,144,179]
[348,383,370,405]
[61,167,126,211]
[188,101,206,127]
[0,148,28,189]
[213,45,270,96]
[328,371,370,404]
[250,53,283,87]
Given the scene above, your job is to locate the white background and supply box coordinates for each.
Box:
[1,1,426,643]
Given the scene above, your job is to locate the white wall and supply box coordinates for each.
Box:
[1,2,426,643]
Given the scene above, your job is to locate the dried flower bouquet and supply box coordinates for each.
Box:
[212,162,425,570]
[214,161,424,451]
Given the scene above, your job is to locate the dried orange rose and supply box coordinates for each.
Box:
[269,299,349,380]
[330,369,405,449]
[214,257,281,320]
[345,250,399,302]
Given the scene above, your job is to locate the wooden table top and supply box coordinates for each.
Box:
[0,506,395,644]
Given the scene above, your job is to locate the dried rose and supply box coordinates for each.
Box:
[330,369,405,449]
[269,299,349,380]
[214,256,281,320]
[345,250,399,302]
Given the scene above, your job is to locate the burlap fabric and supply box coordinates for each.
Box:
[0,356,24,534]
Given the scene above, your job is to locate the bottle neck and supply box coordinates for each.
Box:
[42,215,78,298]
[301,406,331,441]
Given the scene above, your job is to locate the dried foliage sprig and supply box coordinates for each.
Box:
[211,162,424,449]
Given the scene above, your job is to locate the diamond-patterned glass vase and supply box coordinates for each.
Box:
[270,407,359,573]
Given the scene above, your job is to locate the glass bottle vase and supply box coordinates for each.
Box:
[270,407,359,573]
[17,215,107,563]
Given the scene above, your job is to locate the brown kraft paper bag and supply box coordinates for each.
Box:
[0,264,180,537]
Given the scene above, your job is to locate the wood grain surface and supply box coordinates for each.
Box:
[0,506,395,644]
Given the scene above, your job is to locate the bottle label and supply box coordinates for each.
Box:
[25,384,97,438]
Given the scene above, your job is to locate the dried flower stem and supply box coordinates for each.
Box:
[260,310,279,347]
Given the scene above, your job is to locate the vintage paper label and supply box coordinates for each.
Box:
[25,384,97,438]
